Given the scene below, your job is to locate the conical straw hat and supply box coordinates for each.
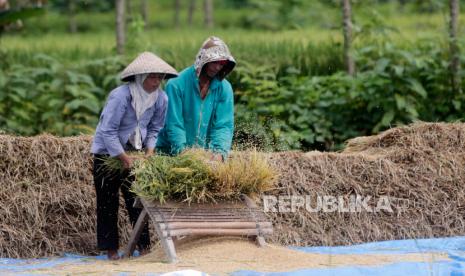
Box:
[120,52,178,82]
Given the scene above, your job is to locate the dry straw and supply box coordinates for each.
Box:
[0,134,100,258]
[211,150,277,200]
[266,122,465,246]
[1,122,464,258]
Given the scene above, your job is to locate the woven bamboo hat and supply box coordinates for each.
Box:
[120,52,178,82]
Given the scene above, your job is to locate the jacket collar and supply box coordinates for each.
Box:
[189,65,222,92]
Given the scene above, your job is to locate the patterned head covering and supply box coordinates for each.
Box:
[120,52,178,82]
[194,36,236,80]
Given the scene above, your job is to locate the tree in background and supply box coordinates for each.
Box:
[125,0,132,21]
[48,0,114,33]
[48,0,114,12]
[174,0,180,28]
[411,0,444,13]
[449,0,461,94]
[115,0,125,54]
[0,0,45,35]
[203,0,213,28]
[342,0,355,76]
[187,0,195,26]
[140,0,148,29]
[68,0,76,33]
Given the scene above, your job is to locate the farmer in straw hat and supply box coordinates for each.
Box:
[90,52,178,260]
[156,36,236,161]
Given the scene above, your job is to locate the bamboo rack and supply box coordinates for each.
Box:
[123,194,273,263]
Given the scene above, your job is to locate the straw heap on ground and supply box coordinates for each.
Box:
[1,122,464,258]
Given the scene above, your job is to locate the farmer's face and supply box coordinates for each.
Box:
[143,73,163,93]
[204,60,227,78]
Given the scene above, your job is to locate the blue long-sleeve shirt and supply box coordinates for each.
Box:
[91,84,168,157]
[156,65,234,157]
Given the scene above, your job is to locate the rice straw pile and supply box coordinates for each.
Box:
[0,134,135,258]
[1,122,464,258]
[265,122,465,246]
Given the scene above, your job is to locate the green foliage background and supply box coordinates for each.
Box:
[1,0,464,151]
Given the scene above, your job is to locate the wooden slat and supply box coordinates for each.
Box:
[153,212,259,217]
[241,194,269,247]
[162,228,273,238]
[153,206,258,210]
[241,194,259,208]
[143,200,245,209]
[159,221,272,230]
[152,211,267,217]
[150,209,267,217]
[154,215,267,221]
[153,218,261,223]
[152,215,267,220]
[153,211,262,217]
[150,208,263,215]
[153,214,265,219]
[150,212,268,223]
[141,200,178,263]
[152,208,263,216]
[123,209,149,258]
[132,197,143,208]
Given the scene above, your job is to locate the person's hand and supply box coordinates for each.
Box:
[145,148,155,158]
[118,153,135,169]
[210,153,223,162]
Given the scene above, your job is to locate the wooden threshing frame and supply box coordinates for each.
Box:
[123,195,273,263]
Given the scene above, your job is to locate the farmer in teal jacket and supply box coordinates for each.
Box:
[157,36,236,161]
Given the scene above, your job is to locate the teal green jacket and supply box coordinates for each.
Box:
[156,65,234,157]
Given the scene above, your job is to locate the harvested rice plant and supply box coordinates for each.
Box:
[129,149,277,203]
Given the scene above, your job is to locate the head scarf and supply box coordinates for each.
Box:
[194,36,236,80]
[128,73,159,150]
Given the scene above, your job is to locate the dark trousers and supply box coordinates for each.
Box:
[92,155,150,251]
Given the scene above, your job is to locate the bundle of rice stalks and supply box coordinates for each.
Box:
[131,149,278,203]
[101,151,146,172]
[131,149,214,203]
[211,150,277,200]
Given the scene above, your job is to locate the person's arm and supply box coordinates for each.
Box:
[208,82,234,159]
[145,94,168,156]
[164,82,187,155]
[100,94,127,157]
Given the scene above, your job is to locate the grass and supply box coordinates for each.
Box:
[3,2,464,63]
[1,27,346,77]
[2,18,457,77]
[2,0,464,82]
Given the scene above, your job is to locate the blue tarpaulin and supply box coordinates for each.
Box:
[1,237,464,275]
[234,236,465,276]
